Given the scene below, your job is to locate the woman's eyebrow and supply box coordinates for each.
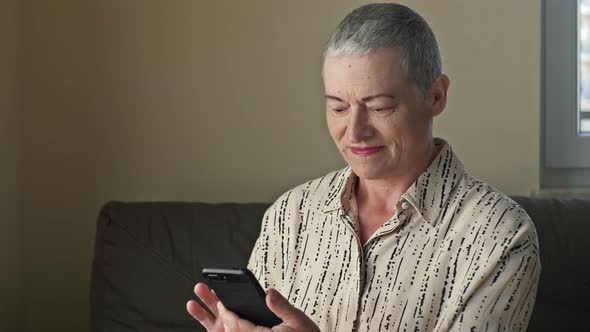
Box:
[324,93,395,102]
[324,94,344,102]
[362,93,396,102]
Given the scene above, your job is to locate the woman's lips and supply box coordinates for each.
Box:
[349,146,383,156]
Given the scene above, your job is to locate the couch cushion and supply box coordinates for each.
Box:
[512,196,590,330]
[91,197,590,331]
[91,202,270,332]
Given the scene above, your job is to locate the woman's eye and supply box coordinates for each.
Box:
[370,107,395,117]
[372,107,392,112]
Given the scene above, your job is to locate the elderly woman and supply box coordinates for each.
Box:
[187,3,541,332]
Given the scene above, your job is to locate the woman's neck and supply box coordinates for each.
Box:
[355,141,437,211]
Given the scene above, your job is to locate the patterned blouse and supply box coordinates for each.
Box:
[248,138,541,331]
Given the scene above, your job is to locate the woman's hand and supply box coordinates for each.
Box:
[186,283,320,332]
[187,283,226,332]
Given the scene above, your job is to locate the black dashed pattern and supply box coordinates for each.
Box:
[248,139,541,331]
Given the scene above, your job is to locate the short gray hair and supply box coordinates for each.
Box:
[324,3,442,96]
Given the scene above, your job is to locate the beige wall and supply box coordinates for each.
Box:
[22,1,102,330]
[0,0,22,330]
[20,1,540,330]
[425,1,540,195]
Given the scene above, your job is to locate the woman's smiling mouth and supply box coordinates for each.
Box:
[349,146,384,156]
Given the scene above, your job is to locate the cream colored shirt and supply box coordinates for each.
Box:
[248,139,541,332]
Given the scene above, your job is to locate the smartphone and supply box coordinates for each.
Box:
[202,268,282,327]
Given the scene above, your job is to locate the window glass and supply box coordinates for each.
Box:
[579,0,590,133]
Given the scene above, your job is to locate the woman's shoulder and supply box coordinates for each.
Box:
[270,166,349,210]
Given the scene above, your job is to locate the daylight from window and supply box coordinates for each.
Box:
[579,0,590,134]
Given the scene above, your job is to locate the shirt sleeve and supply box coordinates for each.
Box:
[448,212,542,331]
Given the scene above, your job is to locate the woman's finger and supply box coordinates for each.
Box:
[194,283,220,317]
[217,301,267,332]
[217,302,238,331]
[186,300,216,330]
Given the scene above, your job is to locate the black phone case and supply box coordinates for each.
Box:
[202,268,282,327]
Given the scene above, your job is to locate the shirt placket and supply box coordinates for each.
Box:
[339,211,364,332]
[364,198,413,247]
[352,198,415,331]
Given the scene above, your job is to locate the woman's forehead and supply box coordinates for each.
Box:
[322,49,408,98]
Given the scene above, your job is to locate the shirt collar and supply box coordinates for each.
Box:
[321,138,465,227]
[321,165,354,214]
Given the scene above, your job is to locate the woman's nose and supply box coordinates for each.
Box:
[347,105,371,143]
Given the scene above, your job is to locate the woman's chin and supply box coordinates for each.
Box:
[348,163,389,181]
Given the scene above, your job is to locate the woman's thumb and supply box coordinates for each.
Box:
[266,288,302,322]
[266,289,320,332]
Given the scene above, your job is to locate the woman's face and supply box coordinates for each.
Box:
[323,47,444,181]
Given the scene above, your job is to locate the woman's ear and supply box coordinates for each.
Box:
[429,74,450,117]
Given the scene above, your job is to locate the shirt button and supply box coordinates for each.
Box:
[401,201,409,210]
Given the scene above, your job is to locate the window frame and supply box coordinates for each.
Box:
[541,0,590,188]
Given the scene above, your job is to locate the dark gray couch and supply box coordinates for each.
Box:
[90,197,590,331]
